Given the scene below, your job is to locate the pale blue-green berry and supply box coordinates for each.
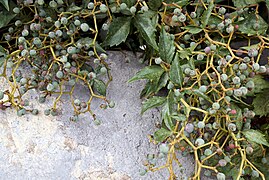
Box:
[5,34,11,41]
[239,63,247,70]
[87,2,94,9]
[48,32,55,38]
[37,0,44,5]
[212,122,220,129]
[55,29,63,37]
[155,57,162,64]
[108,100,115,108]
[228,123,236,131]
[219,159,227,167]
[174,89,181,97]
[67,46,77,54]
[172,15,178,22]
[173,8,182,15]
[32,109,39,115]
[251,170,259,178]
[246,146,253,154]
[100,4,107,13]
[21,49,29,57]
[224,96,231,102]
[243,56,250,63]
[46,83,54,91]
[80,23,89,32]
[259,66,267,73]
[88,72,96,79]
[29,49,36,56]
[56,71,63,79]
[74,99,81,106]
[195,138,205,146]
[210,44,217,51]
[139,169,147,176]
[44,109,50,116]
[212,102,220,110]
[189,70,196,76]
[100,53,108,60]
[15,20,22,27]
[234,89,242,97]
[88,51,94,57]
[60,17,68,25]
[184,34,191,41]
[159,143,169,154]
[120,3,127,10]
[204,170,212,177]
[141,6,148,12]
[204,148,212,156]
[252,63,260,71]
[217,173,226,180]
[219,7,226,14]
[68,79,76,86]
[54,20,61,28]
[240,87,248,95]
[13,7,20,14]
[197,54,204,60]
[102,23,109,31]
[217,22,225,30]
[199,85,207,93]
[262,157,267,164]
[197,121,205,129]
[232,76,241,84]
[33,37,41,45]
[8,27,14,33]
[185,123,194,133]
[248,49,258,57]
[167,81,174,89]
[49,0,57,8]
[57,0,64,5]
[130,6,136,14]
[74,19,81,26]
[190,12,196,18]
[110,6,117,13]
[100,67,107,74]
[178,14,186,22]
[221,74,228,81]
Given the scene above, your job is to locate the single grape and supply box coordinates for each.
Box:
[141,6,148,12]
[87,2,94,9]
[219,7,226,14]
[251,170,259,178]
[252,63,260,71]
[185,123,194,133]
[100,4,107,13]
[102,23,109,31]
[173,8,182,15]
[56,71,64,79]
[246,146,253,154]
[204,148,212,156]
[221,73,228,81]
[248,49,258,57]
[197,121,205,129]
[159,143,169,154]
[217,172,226,180]
[120,3,127,10]
[74,99,81,106]
[198,85,207,93]
[197,54,204,60]
[172,15,178,23]
[44,109,51,116]
[195,138,205,146]
[212,102,220,110]
[29,49,37,56]
[155,57,162,64]
[80,23,89,32]
[15,20,22,27]
[13,7,20,14]
[60,17,68,25]
[49,0,57,8]
[190,12,196,18]
[37,0,44,5]
[130,6,136,14]
[46,83,54,91]
[217,22,225,30]
[228,123,236,131]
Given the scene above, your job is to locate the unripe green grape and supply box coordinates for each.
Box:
[102,23,109,31]
[246,146,253,154]
[174,89,180,97]
[29,49,36,56]
[240,86,248,95]
[228,123,236,131]
[68,79,76,86]
[100,4,107,13]
[224,96,231,102]
[172,15,178,22]
[189,70,196,76]
[210,44,217,51]
[56,71,63,79]
[80,23,89,32]
[44,109,51,116]
[56,0,64,5]
[60,17,68,25]
[74,19,81,26]
[17,109,26,116]
[252,63,260,71]
[184,67,191,74]
[173,8,182,15]
[251,170,259,178]
[212,102,220,110]
[217,172,226,180]
[226,25,234,33]
[221,73,228,81]
[195,138,205,146]
[13,7,20,14]
[55,29,63,37]
[190,12,196,18]
[130,6,136,14]
[232,76,241,84]
[8,27,14,33]
[184,34,191,41]
[204,148,212,156]
[204,170,212,177]
[49,0,57,8]
[67,46,77,54]
[87,2,94,9]
[88,72,96,79]
[209,108,216,115]
[234,89,242,97]
[159,143,169,154]
[248,49,258,57]
[190,42,196,47]
[167,81,174,89]
[120,3,127,10]
[198,85,207,93]
[219,7,226,14]
[259,66,267,73]
[141,6,148,12]
[155,57,162,64]
[217,22,225,30]
[32,109,39,115]
[74,99,81,106]
[178,14,186,22]
[262,157,267,164]
[46,83,54,91]
[197,121,205,129]
[239,63,247,70]
[100,67,107,74]
[108,100,115,108]
[197,54,204,60]
[100,53,108,60]
[239,74,246,81]
[54,20,61,28]
[37,0,44,5]
[15,20,22,27]
[21,49,29,57]
[110,6,117,13]
[212,122,220,129]
[6,61,13,68]
[33,37,42,45]
[139,169,147,176]
[243,56,250,63]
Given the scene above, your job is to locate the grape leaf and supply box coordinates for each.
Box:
[0,7,16,28]
[141,96,166,114]
[233,0,264,8]
[242,129,269,147]
[169,53,183,87]
[134,13,158,50]
[128,65,164,83]
[148,0,162,10]
[154,128,172,142]
[253,91,269,117]
[0,0,9,11]
[93,79,106,96]
[201,1,214,28]
[102,17,131,47]
[159,26,175,63]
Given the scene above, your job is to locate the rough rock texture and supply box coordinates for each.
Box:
[0,51,195,180]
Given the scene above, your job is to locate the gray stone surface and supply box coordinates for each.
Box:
[0,51,195,180]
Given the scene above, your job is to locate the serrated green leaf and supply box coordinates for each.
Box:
[201,1,214,28]
[162,91,175,130]
[128,65,164,83]
[181,26,203,34]
[233,0,264,8]
[141,96,166,114]
[103,17,131,47]
[93,79,106,96]
[169,53,183,87]
[134,14,158,50]
[237,13,268,36]
[192,90,213,103]
[148,0,162,10]
[242,129,269,147]
[153,128,172,142]
[156,72,169,93]
[253,91,269,117]
[0,8,16,28]
[0,0,9,11]
[252,75,269,94]
[159,26,175,63]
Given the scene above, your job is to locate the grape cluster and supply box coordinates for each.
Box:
[0,0,115,122]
